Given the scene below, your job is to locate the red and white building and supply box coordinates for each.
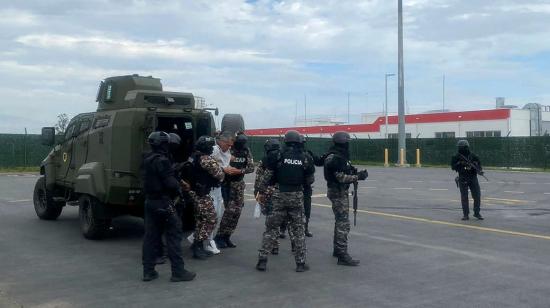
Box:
[246,104,550,139]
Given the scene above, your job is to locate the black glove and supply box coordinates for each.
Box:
[357,169,368,181]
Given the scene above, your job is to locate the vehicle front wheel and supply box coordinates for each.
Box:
[33,176,63,220]
[78,194,111,240]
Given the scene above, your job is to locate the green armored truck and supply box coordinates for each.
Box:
[33,74,239,239]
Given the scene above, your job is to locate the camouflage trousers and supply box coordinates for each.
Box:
[259,190,306,264]
[217,180,245,237]
[193,195,217,242]
[327,186,350,256]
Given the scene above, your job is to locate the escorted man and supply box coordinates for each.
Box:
[188,136,226,259]
[204,132,240,254]
[255,138,281,254]
[256,130,315,272]
[141,131,196,282]
[324,131,368,266]
[215,133,255,248]
[451,140,484,221]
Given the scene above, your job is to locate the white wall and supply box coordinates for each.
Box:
[510,109,531,136]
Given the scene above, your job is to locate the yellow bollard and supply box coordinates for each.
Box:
[400,148,404,166]
[416,148,421,167]
[384,148,389,167]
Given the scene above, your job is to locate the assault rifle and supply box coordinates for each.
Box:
[458,153,489,181]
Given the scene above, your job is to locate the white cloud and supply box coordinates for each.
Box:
[15,34,291,65]
[1,0,550,133]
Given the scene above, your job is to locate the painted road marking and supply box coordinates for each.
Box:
[361,187,378,189]
[311,194,326,198]
[311,202,550,241]
[429,188,449,191]
[7,199,32,203]
[408,180,424,183]
[485,197,531,203]
[393,187,413,190]
[503,191,525,194]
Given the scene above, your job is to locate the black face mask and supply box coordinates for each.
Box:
[233,141,245,151]
[458,146,470,155]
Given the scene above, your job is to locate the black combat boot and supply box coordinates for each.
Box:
[256,257,268,271]
[214,234,228,249]
[155,255,167,265]
[337,254,360,266]
[225,236,237,248]
[271,247,279,255]
[473,213,484,220]
[461,215,469,221]
[332,248,339,258]
[143,269,159,282]
[170,269,197,282]
[192,240,212,260]
[295,263,310,272]
[305,219,313,237]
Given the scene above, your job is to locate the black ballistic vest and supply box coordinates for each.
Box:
[226,148,249,182]
[143,152,169,197]
[324,152,354,187]
[276,148,305,192]
[191,153,221,196]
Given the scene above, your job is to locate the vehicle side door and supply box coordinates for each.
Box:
[56,117,79,186]
[72,115,93,173]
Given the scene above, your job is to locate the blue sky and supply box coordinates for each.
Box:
[0,0,549,133]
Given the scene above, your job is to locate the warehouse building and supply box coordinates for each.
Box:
[246,103,550,139]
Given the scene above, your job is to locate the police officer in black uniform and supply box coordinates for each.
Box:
[324,131,368,266]
[451,140,484,221]
[142,131,196,282]
[256,130,315,272]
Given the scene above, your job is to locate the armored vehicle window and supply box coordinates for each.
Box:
[80,119,91,134]
[144,95,192,106]
[196,116,212,138]
[64,124,75,140]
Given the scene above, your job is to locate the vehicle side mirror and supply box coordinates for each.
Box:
[41,127,56,146]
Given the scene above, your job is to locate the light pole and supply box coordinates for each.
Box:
[397,0,407,165]
[385,73,395,139]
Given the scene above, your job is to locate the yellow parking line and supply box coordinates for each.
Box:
[312,202,550,241]
[485,197,532,203]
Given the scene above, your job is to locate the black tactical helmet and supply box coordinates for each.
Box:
[332,131,351,144]
[457,140,470,148]
[264,139,280,152]
[148,131,170,147]
[168,133,181,145]
[234,133,248,145]
[195,135,216,154]
[284,130,301,143]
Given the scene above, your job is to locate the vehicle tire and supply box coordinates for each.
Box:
[221,114,245,135]
[78,194,111,240]
[33,176,63,220]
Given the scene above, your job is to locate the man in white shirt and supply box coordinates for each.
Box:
[205,132,240,254]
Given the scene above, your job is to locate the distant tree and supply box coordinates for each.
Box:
[55,113,69,134]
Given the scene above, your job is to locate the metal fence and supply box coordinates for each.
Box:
[248,136,550,169]
[0,134,52,168]
[2,134,550,169]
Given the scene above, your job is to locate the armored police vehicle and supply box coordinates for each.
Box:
[34,74,242,239]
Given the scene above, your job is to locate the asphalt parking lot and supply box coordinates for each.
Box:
[1,167,550,308]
